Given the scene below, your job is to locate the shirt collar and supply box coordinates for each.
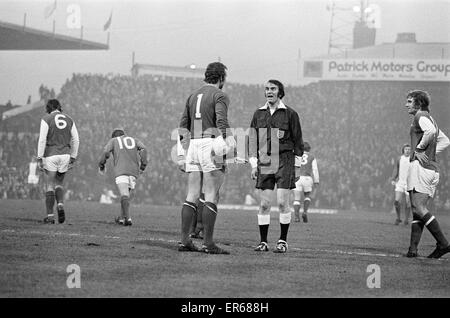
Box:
[259,100,287,110]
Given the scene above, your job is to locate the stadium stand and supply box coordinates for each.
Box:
[1,74,449,211]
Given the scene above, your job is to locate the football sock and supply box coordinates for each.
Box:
[303,197,311,214]
[45,191,55,215]
[55,186,64,206]
[409,215,424,252]
[257,214,270,243]
[279,212,291,242]
[196,197,204,232]
[121,195,130,220]
[181,201,197,243]
[129,189,134,201]
[202,202,217,247]
[293,200,301,218]
[423,213,449,248]
[189,205,198,234]
[394,200,401,220]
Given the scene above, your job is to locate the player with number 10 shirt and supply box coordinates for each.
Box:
[99,131,147,179]
[98,128,147,226]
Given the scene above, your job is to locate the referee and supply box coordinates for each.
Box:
[248,79,304,253]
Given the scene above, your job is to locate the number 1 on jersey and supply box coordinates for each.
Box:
[195,94,203,119]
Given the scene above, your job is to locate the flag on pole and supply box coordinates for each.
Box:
[44,0,57,19]
[103,11,113,31]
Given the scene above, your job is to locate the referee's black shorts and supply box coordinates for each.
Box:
[256,151,295,190]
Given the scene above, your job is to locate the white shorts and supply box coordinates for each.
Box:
[27,175,39,185]
[115,175,137,190]
[43,154,70,173]
[407,160,439,198]
[185,138,224,173]
[395,180,408,193]
[294,176,313,193]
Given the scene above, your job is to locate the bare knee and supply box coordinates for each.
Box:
[260,200,271,215]
[203,190,217,204]
[278,202,287,213]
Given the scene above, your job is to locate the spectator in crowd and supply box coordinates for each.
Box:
[0,75,449,213]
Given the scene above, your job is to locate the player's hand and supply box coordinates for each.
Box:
[98,167,105,175]
[139,164,146,175]
[294,155,302,167]
[414,151,428,166]
[68,157,76,170]
[312,183,319,199]
[225,135,237,150]
[37,158,44,172]
[251,167,258,180]
[177,156,186,172]
[295,167,300,182]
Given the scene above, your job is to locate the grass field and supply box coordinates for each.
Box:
[0,199,449,298]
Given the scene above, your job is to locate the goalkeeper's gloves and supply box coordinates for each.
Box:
[98,163,105,175]
[177,155,186,172]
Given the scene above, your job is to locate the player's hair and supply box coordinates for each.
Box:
[111,128,125,138]
[46,99,62,113]
[204,62,227,84]
[407,90,430,111]
[303,141,311,152]
[401,143,410,154]
[267,79,285,99]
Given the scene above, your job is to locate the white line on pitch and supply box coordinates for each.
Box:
[2,229,448,261]
[1,229,121,240]
[291,247,449,261]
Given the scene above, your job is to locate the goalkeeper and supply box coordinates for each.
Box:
[177,62,235,254]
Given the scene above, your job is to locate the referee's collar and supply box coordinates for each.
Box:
[259,100,286,110]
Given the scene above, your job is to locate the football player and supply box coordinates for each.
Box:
[37,99,79,224]
[177,135,204,239]
[293,141,319,223]
[390,144,411,225]
[404,90,450,259]
[178,61,235,254]
[98,128,147,226]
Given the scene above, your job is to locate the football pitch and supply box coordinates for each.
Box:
[0,199,449,298]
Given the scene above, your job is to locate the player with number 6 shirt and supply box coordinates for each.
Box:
[98,128,147,226]
[37,99,80,224]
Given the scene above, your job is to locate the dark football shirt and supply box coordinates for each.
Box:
[41,111,75,157]
[99,135,147,178]
[410,111,439,172]
[179,85,231,139]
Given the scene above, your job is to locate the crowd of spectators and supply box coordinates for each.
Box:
[1,73,449,212]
